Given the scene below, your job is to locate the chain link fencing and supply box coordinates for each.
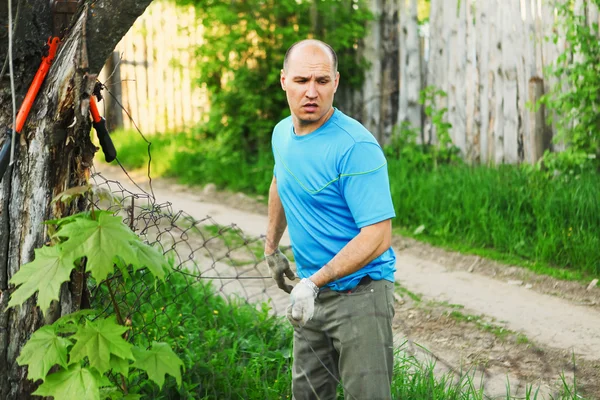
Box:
[87,165,298,398]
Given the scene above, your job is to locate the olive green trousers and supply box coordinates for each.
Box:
[292,278,395,400]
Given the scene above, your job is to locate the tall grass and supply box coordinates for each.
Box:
[388,160,600,276]
[120,269,583,399]
[110,129,273,194]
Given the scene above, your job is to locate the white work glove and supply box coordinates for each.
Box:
[265,248,296,293]
[287,278,319,327]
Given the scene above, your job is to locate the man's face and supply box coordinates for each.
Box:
[281,44,340,134]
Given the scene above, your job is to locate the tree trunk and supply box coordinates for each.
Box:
[0,1,152,398]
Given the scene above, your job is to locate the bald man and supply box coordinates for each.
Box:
[264,39,396,400]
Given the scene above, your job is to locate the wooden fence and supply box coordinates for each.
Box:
[103,0,598,165]
[358,0,599,164]
[99,0,207,135]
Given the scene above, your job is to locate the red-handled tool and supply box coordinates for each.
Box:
[0,37,61,183]
[89,95,116,162]
[1,0,117,183]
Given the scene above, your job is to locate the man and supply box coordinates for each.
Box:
[264,39,396,400]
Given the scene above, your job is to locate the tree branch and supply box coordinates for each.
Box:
[85,0,154,73]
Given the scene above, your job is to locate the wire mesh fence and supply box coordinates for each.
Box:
[87,167,296,398]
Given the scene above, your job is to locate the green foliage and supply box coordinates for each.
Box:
[388,160,600,276]
[385,86,461,170]
[539,0,600,174]
[132,342,184,389]
[33,364,102,400]
[8,246,78,316]
[171,0,371,185]
[17,325,72,382]
[121,270,293,399]
[8,207,182,399]
[69,317,134,375]
[57,212,139,282]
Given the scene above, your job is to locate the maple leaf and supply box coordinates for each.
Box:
[8,245,77,315]
[58,211,139,282]
[69,317,134,375]
[16,325,72,382]
[110,354,131,378]
[33,364,101,400]
[130,240,167,281]
[132,342,184,389]
[46,211,92,230]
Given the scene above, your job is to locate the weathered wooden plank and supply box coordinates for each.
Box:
[477,0,492,163]
[380,0,400,143]
[528,77,549,162]
[491,0,504,164]
[398,0,422,136]
[447,0,467,154]
[501,0,520,163]
[540,0,563,149]
[465,0,478,161]
[362,0,383,141]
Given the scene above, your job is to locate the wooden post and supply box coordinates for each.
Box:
[398,0,422,139]
[527,76,549,163]
[103,51,124,131]
[362,0,383,141]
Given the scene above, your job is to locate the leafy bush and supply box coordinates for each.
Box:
[539,0,600,174]
[172,0,371,185]
[8,207,181,399]
[385,86,462,170]
[122,270,293,399]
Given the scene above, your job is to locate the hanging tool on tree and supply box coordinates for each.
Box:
[0,0,117,184]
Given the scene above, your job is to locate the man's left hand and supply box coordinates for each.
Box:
[287,278,319,327]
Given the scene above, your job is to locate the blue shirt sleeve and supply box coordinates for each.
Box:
[338,142,396,228]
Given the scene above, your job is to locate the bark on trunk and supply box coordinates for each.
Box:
[0,1,152,398]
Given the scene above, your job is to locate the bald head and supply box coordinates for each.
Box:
[283,39,338,73]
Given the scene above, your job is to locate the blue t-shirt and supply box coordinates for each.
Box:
[272,108,396,291]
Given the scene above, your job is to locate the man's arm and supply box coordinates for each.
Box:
[309,219,392,288]
[265,176,287,254]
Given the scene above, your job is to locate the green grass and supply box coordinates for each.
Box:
[447,310,529,343]
[395,284,423,303]
[388,160,600,278]
[118,269,581,400]
[110,129,273,195]
[395,226,587,282]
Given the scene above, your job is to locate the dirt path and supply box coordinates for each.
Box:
[94,164,600,399]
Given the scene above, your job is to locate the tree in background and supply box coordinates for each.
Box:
[175,0,371,183]
[0,1,152,398]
